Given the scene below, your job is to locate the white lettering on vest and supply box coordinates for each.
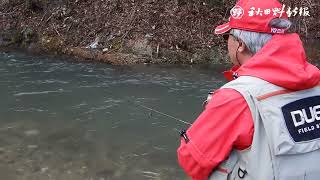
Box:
[303,107,315,123]
[291,110,305,127]
[298,125,315,134]
[290,105,320,127]
[314,105,320,120]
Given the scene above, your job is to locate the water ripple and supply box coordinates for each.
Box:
[13,89,72,96]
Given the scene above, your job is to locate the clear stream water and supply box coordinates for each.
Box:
[0,52,228,180]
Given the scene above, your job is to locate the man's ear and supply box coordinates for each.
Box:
[237,40,247,53]
[238,40,253,55]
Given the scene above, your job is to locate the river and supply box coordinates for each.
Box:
[0,51,228,180]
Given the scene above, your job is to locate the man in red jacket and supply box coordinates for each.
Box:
[177,0,320,180]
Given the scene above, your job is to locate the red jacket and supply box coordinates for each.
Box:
[177,33,320,180]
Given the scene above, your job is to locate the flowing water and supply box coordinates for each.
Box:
[0,52,228,180]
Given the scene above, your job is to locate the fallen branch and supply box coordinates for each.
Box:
[40,11,48,22]
[46,13,53,23]
[53,25,61,36]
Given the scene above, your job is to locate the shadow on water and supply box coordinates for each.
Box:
[0,52,228,180]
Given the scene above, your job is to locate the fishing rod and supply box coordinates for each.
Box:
[131,100,192,141]
[133,92,213,126]
[136,103,192,126]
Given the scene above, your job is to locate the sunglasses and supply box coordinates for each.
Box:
[223,33,234,41]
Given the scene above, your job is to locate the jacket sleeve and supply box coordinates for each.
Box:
[177,88,254,180]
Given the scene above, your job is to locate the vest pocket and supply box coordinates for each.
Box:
[275,151,320,180]
[257,100,320,155]
[257,96,320,179]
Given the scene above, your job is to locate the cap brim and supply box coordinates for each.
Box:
[214,22,231,35]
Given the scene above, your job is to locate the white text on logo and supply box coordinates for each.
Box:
[291,105,320,127]
[230,5,244,19]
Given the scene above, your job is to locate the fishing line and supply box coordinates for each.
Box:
[127,98,192,126]
[136,103,192,125]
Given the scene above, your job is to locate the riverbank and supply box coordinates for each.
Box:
[1,0,319,65]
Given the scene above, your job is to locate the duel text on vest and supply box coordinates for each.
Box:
[290,105,320,127]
